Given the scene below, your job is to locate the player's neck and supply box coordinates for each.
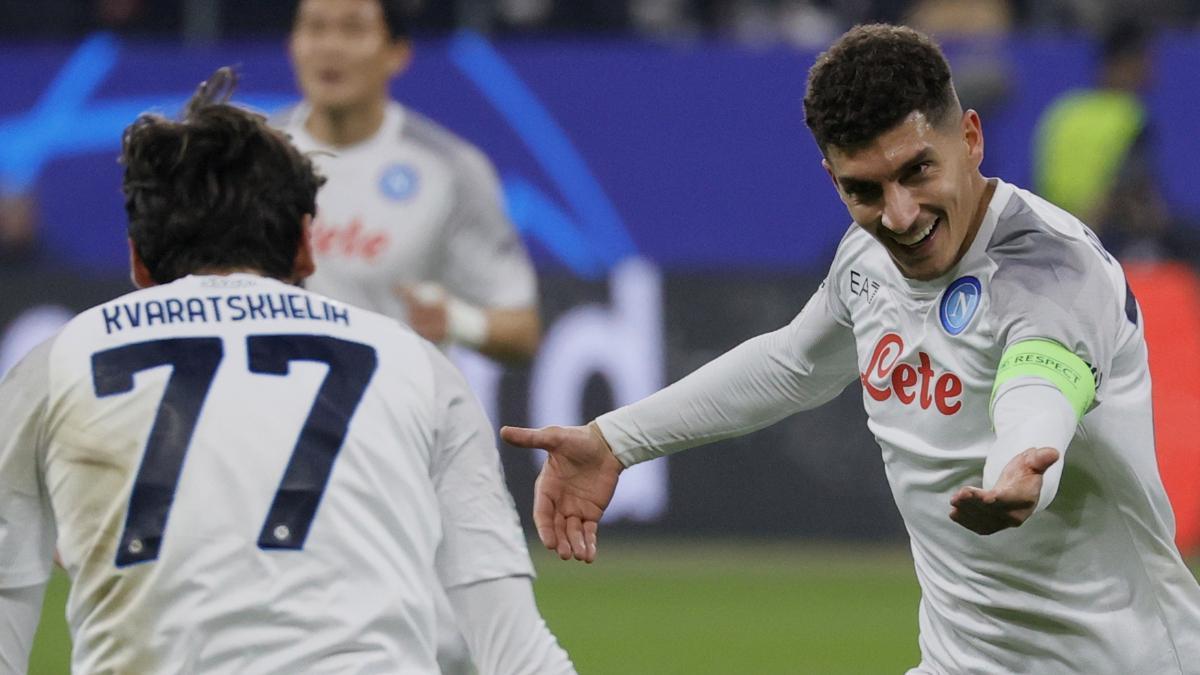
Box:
[305,99,388,148]
[954,175,996,262]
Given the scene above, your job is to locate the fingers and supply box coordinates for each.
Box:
[583,520,598,563]
[541,507,598,562]
[949,485,1028,535]
[500,425,548,450]
[949,492,1010,535]
[531,474,558,552]
[949,486,988,508]
[1026,446,1061,474]
[556,516,598,563]
[500,425,567,451]
[565,516,586,561]
[554,512,571,560]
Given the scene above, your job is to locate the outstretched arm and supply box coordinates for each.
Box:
[502,283,858,561]
[950,337,1096,536]
[950,379,1078,535]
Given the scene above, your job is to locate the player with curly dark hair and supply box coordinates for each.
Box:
[0,68,575,674]
[804,24,958,153]
[505,23,1200,673]
[122,67,324,285]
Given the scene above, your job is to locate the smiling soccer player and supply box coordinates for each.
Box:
[502,24,1200,672]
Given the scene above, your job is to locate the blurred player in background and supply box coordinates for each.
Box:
[1034,16,1198,263]
[0,68,574,675]
[279,2,542,670]
[279,0,540,364]
[504,24,1200,673]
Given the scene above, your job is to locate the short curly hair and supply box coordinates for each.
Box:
[121,67,325,284]
[804,24,959,154]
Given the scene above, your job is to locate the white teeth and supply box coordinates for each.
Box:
[897,219,937,246]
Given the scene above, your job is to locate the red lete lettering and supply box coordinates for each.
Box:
[311,215,390,262]
[860,332,963,415]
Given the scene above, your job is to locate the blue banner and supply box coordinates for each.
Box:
[3,33,1199,276]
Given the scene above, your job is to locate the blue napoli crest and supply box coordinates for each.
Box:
[378,163,419,201]
[939,276,982,336]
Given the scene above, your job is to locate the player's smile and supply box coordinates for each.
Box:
[823,109,988,281]
[892,215,939,251]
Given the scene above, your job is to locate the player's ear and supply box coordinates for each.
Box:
[292,214,316,283]
[128,239,156,289]
[962,109,984,169]
[387,40,411,78]
[822,157,849,204]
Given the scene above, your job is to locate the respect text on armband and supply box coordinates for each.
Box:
[100,293,351,334]
[1001,353,1082,386]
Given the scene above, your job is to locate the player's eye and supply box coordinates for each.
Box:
[906,162,934,181]
[846,185,881,204]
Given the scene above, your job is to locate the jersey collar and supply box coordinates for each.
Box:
[287,101,406,156]
[899,177,1012,297]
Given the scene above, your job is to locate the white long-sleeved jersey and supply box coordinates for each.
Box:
[597,179,1200,673]
[279,102,538,322]
[0,274,572,674]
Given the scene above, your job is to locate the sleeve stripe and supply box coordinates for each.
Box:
[992,339,1096,419]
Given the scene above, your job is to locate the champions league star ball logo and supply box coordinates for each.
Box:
[379,164,419,201]
[939,276,981,336]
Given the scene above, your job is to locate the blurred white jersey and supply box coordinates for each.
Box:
[598,179,1200,672]
[0,274,533,674]
[279,102,537,321]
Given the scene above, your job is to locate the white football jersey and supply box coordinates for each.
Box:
[598,179,1200,672]
[0,274,533,674]
[279,102,537,321]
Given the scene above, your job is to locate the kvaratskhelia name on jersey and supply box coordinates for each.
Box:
[100,292,351,335]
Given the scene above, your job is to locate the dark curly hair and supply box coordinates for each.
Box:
[804,24,959,154]
[121,67,325,284]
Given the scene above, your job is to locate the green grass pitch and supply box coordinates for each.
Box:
[28,539,923,674]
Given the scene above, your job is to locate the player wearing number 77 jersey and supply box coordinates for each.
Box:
[502,24,1200,673]
[0,68,574,675]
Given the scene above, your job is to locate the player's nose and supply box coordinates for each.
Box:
[880,184,920,234]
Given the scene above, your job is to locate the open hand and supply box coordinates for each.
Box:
[500,423,623,562]
[950,447,1060,535]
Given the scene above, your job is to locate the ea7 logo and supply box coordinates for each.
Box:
[849,269,881,303]
[860,332,963,415]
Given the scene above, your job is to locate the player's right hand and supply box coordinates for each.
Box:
[500,423,623,563]
[949,446,1060,535]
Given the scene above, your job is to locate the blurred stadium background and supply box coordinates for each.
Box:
[4,0,1200,672]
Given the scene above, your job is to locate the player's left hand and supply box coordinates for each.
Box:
[949,446,1060,535]
[399,284,449,344]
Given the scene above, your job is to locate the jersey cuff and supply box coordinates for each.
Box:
[992,339,1095,420]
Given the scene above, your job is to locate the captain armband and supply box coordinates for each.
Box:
[991,339,1096,421]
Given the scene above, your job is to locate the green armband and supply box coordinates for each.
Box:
[992,339,1096,420]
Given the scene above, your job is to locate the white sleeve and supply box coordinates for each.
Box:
[0,339,56,590]
[424,342,534,588]
[0,584,45,675]
[440,145,537,310]
[594,281,858,465]
[986,376,1077,514]
[446,575,575,675]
